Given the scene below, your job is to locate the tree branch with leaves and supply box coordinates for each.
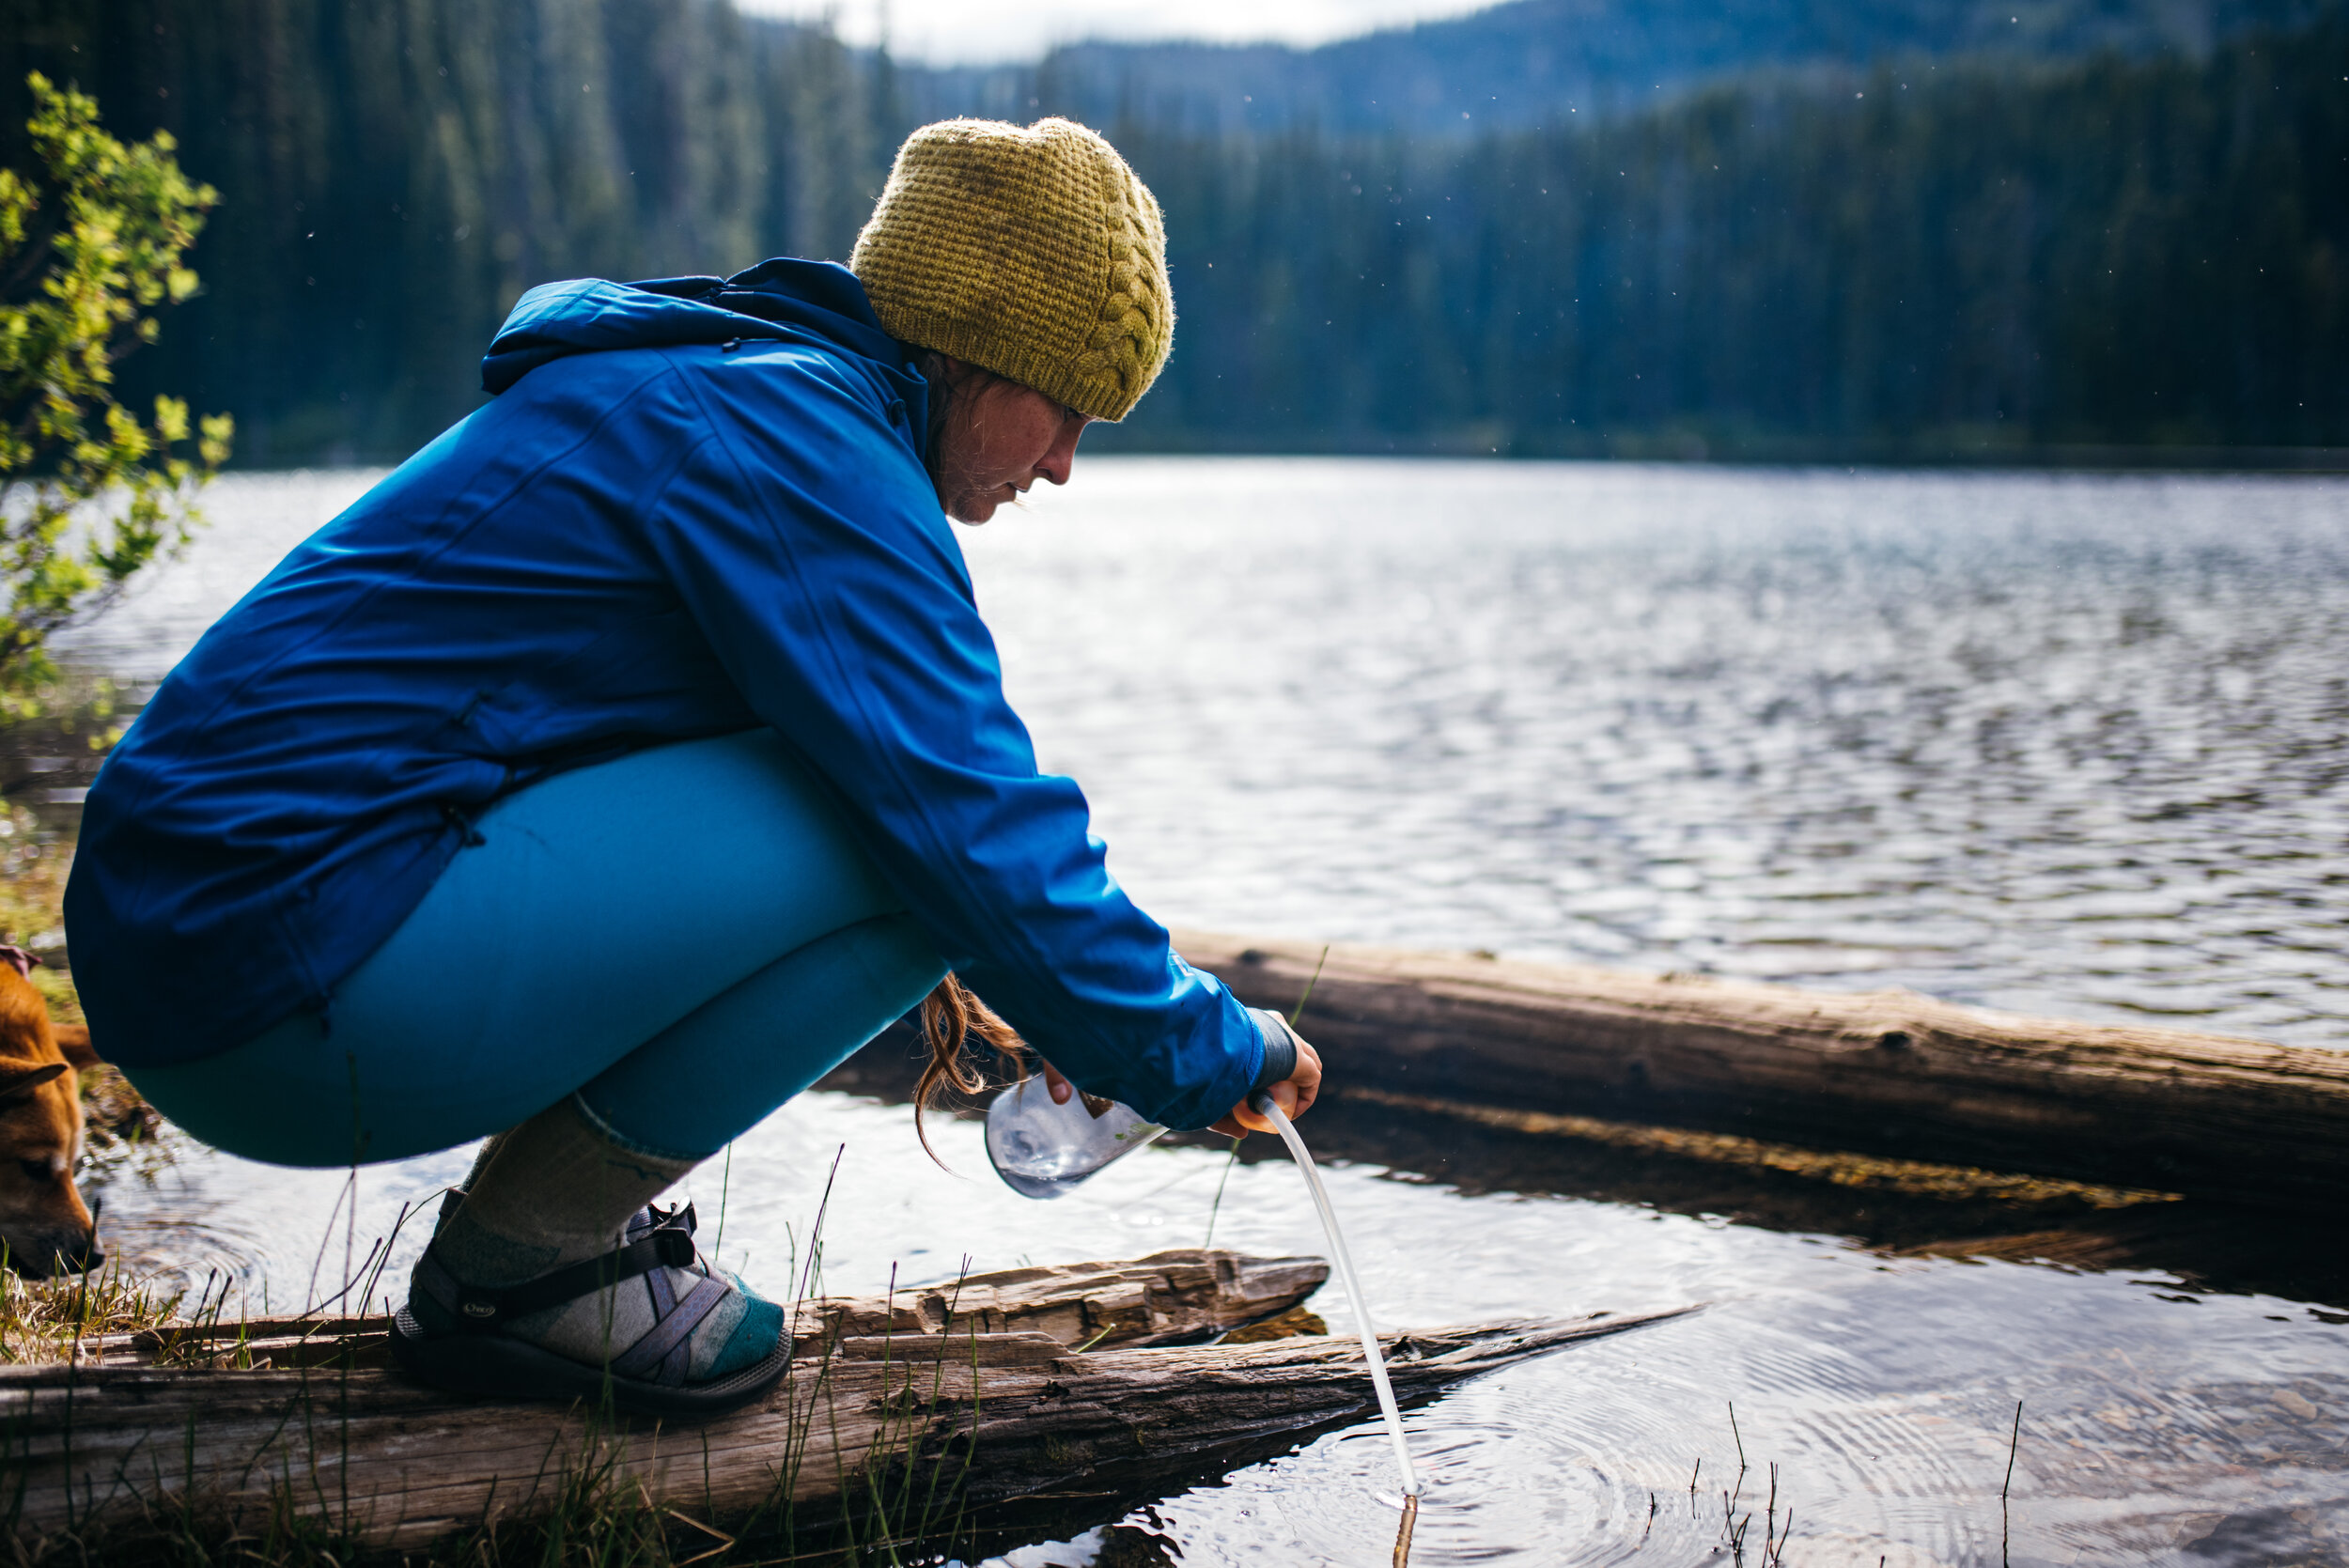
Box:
[0,72,230,709]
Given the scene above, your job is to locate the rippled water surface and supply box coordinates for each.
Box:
[54,460,2349,1565]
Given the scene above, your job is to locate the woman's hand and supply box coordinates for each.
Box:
[1034,1032,1325,1139]
[1211,1033,1323,1139]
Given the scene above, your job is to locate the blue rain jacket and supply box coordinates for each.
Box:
[64,258,1266,1130]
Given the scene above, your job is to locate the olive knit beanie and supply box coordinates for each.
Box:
[850,118,1173,423]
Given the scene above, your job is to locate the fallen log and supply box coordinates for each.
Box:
[0,1250,1689,1551]
[71,1250,1337,1372]
[1171,930,2349,1212]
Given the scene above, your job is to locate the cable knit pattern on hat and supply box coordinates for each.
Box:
[850,117,1173,423]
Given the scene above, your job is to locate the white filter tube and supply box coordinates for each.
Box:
[1251,1091,1422,1498]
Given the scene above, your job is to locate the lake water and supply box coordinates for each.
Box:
[50,459,2349,1565]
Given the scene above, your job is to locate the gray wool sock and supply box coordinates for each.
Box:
[458,1131,509,1194]
[432,1133,509,1236]
[413,1095,769,1381]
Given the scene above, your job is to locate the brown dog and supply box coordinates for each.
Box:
[0,947,102,1277]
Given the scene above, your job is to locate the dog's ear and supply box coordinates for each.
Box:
[0,1060,69,1099]
[50,1025,100,1070]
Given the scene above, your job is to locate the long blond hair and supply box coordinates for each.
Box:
[914,972,1026,1164]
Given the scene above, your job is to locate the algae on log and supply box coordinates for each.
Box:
[1172,931,2349,1212]
[0,1249,1690,1549]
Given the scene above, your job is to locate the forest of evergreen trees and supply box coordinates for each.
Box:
[2,0,893,459]
[3,0,2342,461]
[1118,23,2349,457]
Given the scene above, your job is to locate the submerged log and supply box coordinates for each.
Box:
[0,1250,1688,1549]
[1174,930,2349,1212]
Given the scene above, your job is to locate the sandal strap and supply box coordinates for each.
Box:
[415,1212,699,1334]
[609,1271,733,1384]
[437,1192,692,1240]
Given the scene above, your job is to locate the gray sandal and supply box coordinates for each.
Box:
[390,1203,790,1417]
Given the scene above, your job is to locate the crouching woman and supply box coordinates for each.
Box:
[63,118,1321,1415]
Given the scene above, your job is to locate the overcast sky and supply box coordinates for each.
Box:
[732,0,1496,66]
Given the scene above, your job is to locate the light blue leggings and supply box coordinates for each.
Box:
[127,731,948,1168]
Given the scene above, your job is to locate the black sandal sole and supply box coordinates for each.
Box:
[389,1307,791,1419]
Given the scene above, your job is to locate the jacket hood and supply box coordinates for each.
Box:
[482,257,919,400]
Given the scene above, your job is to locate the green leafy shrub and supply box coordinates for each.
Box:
[0,72,230,706]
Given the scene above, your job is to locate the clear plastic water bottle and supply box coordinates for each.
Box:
[985,1075,1170,1199]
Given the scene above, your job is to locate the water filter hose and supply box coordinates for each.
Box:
[1250,1090,1423,1499]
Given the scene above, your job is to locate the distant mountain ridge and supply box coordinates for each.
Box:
[896,0,2329,134]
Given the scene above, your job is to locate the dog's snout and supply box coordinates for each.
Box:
[1,1228,102,1278]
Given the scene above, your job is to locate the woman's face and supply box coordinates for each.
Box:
[929,360,1091,524]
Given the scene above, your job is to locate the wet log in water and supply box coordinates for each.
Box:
[0,1250,1687,1550]
[1173,931,2349,1212]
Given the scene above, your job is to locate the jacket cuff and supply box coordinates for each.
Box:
[1248,1008,1299,1092]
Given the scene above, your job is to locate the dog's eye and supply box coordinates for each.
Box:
[17,1159,52,1186]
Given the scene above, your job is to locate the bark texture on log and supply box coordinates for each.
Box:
[0,1251,1685,1550]
[1170,931,2349,1211]
[794,1249,1334,1351]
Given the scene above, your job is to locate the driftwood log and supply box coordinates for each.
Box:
[0,1250,1687,1550]
[1173,931,2349,1213]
